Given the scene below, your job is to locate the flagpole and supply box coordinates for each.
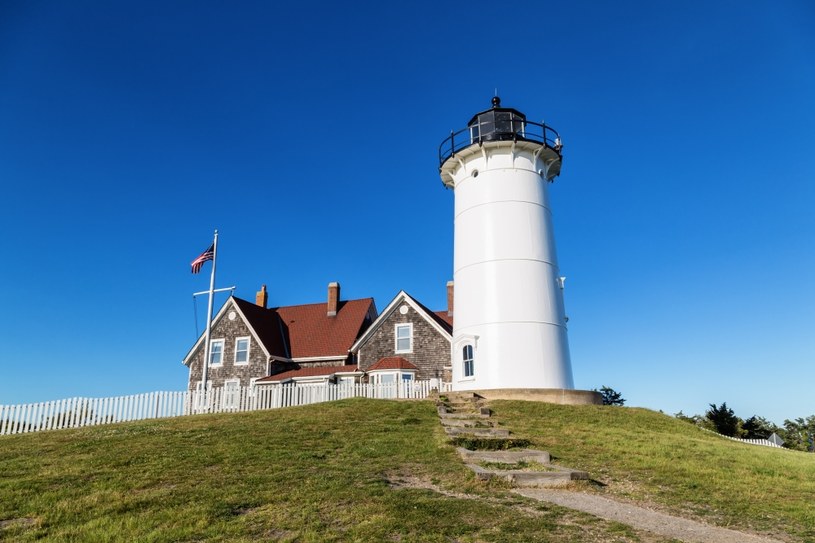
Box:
[201,229,219,395]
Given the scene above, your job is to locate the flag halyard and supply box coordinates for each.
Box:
[191,244,215,274]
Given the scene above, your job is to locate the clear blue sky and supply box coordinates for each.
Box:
[1,1,813,424]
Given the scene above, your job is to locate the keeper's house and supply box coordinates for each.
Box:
[182,282,454,392]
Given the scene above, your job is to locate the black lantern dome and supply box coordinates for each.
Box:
[438,97,562,169]
[466,96,527,143]
[438,97,563,186]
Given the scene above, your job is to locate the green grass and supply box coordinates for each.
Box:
[0,398,676,542]
[3,398,812,542]
[492,401,815,542]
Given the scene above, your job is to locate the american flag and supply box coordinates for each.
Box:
[190,244,214,274]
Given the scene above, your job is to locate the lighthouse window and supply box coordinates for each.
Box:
[463,344,474,377]
[395,324,413,353]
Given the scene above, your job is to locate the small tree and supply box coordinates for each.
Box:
[742,415,777,440]
[594,386,626,406]
[705,402,740,437]
[779,416,815,452]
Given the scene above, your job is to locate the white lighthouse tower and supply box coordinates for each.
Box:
[440,97,574,392]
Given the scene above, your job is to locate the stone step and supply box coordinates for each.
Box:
[443,401,485,410]
[440,418,497,428]
[438,404,491,415]
[456,447,551,464]
[444,426,511,438]
[442,392,485,402]
[466,463,589,488]
[439,411,491,420]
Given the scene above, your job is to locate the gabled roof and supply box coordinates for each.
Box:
[274,298,375,359]
[368,356,419,371]
[255,364,361,383]
[182,297,275,366]
[182,295,376,366]
[349,291,452,353]
[233,297,288,357]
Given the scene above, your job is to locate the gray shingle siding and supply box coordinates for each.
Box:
[187,303,268,390]
[357,302,450,381]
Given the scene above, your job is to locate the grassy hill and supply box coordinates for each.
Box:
[1,398,813,542]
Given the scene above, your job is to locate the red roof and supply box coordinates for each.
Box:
[433,311,453,327]
[277,299,374,358]
[368,356,419,371]
[256,364,360,382]
[233,296,375,360]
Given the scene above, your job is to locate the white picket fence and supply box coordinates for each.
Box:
[698,427,784,449]
[0,380,449,436]
[719,434,783,449]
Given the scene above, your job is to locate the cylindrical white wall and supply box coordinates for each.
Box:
[446,142,574,390]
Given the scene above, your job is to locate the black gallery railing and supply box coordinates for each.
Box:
[439,118,562,167]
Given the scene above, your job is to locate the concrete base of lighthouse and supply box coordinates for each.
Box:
[456,388,602,406]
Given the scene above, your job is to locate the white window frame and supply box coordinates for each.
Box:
[369,370,415,385]
[463,344,475,378]
[395,323,413,354]
[454,334,478,382]
[234,336,250,365]
[223,379,240,409]
[209,339,225,366]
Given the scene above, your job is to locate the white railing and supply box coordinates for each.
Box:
[0,380,452,436]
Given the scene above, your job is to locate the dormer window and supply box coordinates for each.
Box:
[395,323,413,353]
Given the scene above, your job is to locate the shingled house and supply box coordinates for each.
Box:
[182,282,455,391]
[182,283,376,391]
[349,288,453,387]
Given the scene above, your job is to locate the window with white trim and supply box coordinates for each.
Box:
[463,344,474,378]
[234,337,250,365]
[395,323,413,353]
[209,339,225,366]
[223,379,240,409]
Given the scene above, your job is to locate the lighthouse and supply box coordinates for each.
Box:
[440,97,574,392]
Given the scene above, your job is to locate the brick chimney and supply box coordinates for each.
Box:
[256,284,268,308]
[327,282,340,317]
[446,280,454,317]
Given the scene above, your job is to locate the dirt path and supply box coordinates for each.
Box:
[514,489,785,543]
